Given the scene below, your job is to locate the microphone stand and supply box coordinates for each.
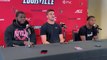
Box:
[27,28,31,48]
[62,26,67,41]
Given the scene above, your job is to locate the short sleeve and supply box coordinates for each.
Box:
[58,25,62,34]
[40,25,47,35]
[78,27,86,36]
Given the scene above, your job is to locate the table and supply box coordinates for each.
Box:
[0,40,107,60]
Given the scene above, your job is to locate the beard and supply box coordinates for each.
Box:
[16,20,27,26]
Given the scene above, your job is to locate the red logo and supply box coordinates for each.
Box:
[14,29,28,40]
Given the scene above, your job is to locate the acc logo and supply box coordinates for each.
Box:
[23,0,54,5]
[75,9,83,13]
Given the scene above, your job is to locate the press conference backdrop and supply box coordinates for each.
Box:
[0,0,87,45]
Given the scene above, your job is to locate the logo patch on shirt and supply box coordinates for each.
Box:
[14,29,28,40]
[87,32,93,37]
[55,27,58,29]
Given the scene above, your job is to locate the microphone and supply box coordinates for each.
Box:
[60,22,67,28]
[93,24,102,30]
[97,27,102,30]
[26,24,31,35]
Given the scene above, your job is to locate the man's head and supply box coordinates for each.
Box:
[16,11,26,24]
[87,16,96,26]
[46,9,55,21]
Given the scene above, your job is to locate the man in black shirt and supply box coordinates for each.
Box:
[40,9,65,44]
[78,16,98,41]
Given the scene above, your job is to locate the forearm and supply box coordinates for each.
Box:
[42,39,50,44]
[59,34,65,43]
[80,36,86,41]
[5,40,24,47]
[12,40,24,45]
[41,35,50,44]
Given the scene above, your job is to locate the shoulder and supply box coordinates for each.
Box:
[41,23,48,30]
[6,24,15,31]
[41,23,48,27]
[79,25,87,31]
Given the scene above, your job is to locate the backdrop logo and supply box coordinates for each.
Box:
[62,0,72,4]
[75,9,83,13]
[0,18,5,21]
[31,9,47,12]
[23,0,54,5]
[0,0,10,2]
[68,18,81,20]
